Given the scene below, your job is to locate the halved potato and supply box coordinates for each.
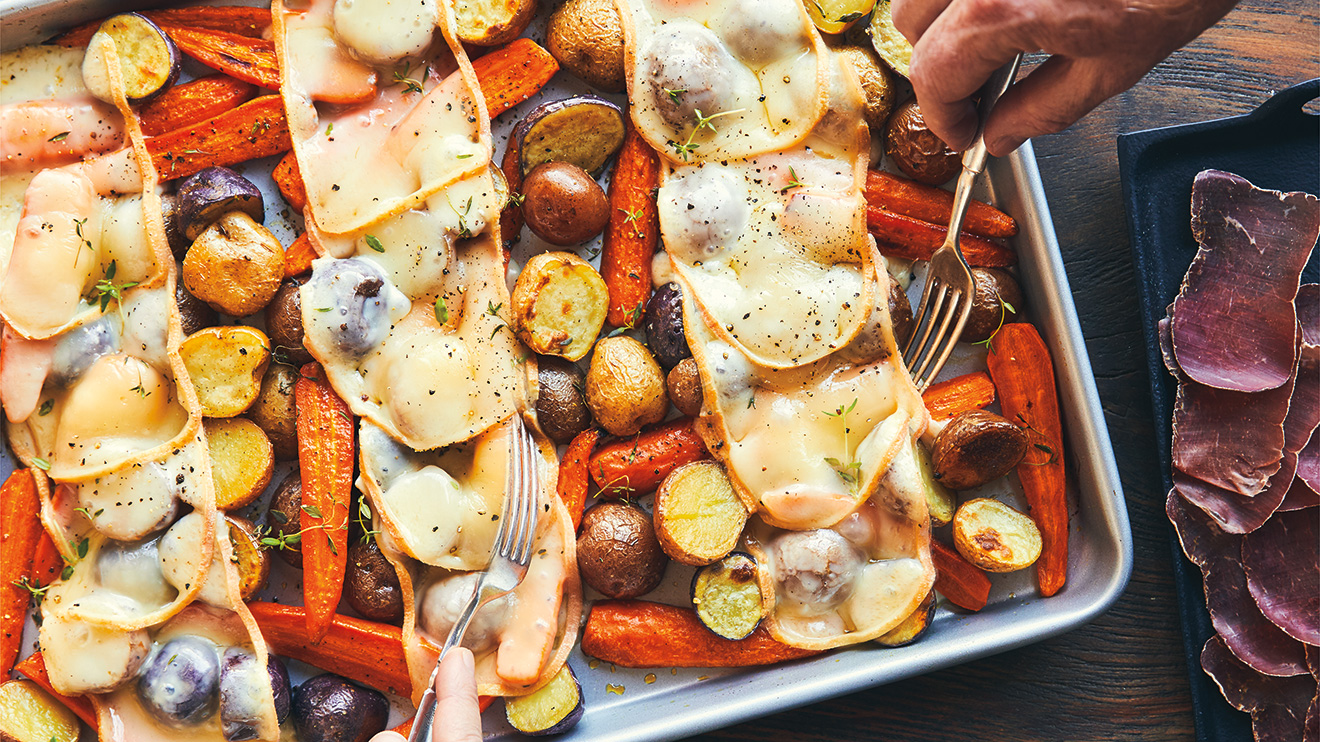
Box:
[246,364,299,461]
[0,680,82,742]
[804,0,873,35]
[690,552,766,640]
[931,410,1029,491]
[952,498,1042,573]
[82,13,180,103]
[453,0,537,46]
[869,0,912,77]
[180,326,271,417]
[512,251,608,361]
[654,461,748,565]
[515,96,626,176]
[505,664,584,736]
[226,514,270,600]
[182,211,285,317]
[205,417,274,510]
[915,442,955,526]
[875,589,935,647]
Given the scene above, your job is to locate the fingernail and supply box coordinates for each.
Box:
[456,647,475,674]
[945,106,979,151]
[987,136,1025,157]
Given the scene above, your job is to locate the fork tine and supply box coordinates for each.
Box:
[903,279,943,361]
[910,288,965,384]
[510,420,534,563]
[492,421,520,555]
[906,280,951,372]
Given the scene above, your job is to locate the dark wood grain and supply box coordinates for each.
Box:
[688,2,1318,740]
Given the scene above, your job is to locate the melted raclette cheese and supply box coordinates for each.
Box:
[620,0,828,163]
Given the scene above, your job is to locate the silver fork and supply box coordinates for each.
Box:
[904,54,1024,391]
[407,414,540,742]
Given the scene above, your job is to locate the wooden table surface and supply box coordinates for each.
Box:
[691,2,1318,740]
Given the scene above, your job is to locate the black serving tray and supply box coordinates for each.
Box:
[1118,78,1320,742]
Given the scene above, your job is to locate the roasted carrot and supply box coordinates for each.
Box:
[148,94,291,182]
[931,540,992,611]
[498,140,522,258]
[295,363,354,641]
[868,208,1017,267]
[866,170,1018,239]
[29,531,64,590]
[249,602,410,696]
[589,418,709,497]
[583,600,819,668]
[158,24,280,90]
[1,469,42,676]
[273,152,308,213]
[601,123,661,328]
[985,323,1068,597]
[468,39,559,119]
[13,652,99,729]
[557,429,599,530]
[51,6,270,47]
[138,74,258,137]
[922,371,996,421]
[284,233,318,278]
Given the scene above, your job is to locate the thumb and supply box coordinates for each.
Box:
[981,55,1139,156]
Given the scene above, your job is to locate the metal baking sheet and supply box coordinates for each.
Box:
[0,2,1133,740]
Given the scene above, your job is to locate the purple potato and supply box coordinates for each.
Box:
[219,649,292,740]
[176,166,266,241]
[292,674,388,742]
[137,636,221,727]
[643,282,690,369]
[514,95,626,177]
[268,655,292,724]
[505,664,584,736]
[84,13,180,103]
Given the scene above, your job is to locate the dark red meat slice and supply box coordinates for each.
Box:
[1300,432,1320,494]
[1254,701,1313,742]
[1158,314,1182,378]
[1241,508,1320,646]
[1175,454,1295,534]
[1279,476,1320,512]
[1202,635,1316,712]
[1172,368,1293,498]
[1170,170,1320,392]
[1204,549,1309,676]
[1299,284,1319,347]
[1167,488,1239,566]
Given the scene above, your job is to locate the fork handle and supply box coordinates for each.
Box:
[947,53,1024,238]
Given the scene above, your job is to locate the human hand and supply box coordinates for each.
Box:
[368,647,483,742]
[890,0,1242,155]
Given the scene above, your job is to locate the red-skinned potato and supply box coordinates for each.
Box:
[886,99,960,186]
[521,162,610,246]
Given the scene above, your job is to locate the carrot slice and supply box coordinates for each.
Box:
[295,363,354,641]
[557,429,599,530]
[138,74,258,137]
[51,6,271,47]
[868,207,1017,267]
[866,170,1018,239]
[13,652,99,729]
[931,540,992,611]
[588,418,709,498]
[922,371,996,421]
[273,152,308,213]
[158,24,280,90]
[985,323,1068,597]
[248,602,409,696]
[147,94,291,182]
[498,139,522,258]
[601,123,661,328]
[469,39,559,119]
[284,233,318,278]
[583,600,818,668]
[1,469,42,676]
[29,531,64,591]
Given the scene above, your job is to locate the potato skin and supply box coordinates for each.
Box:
[834,45,895,133]
[885,99,960,186]
[175,280,217,336]
[953,498,1043,573]
[521,162,609,246]
[887,273,915,349]
[453,0,537,46]
[226,515,270,601]
[536,356,592,444]
[345,536,404,624]
[961,268,1023,343]
[577,502,668,599]
[512,251,609,362]
[266,279,312,365]
[182,211,285,316]
[666,358,702,418]
[642,282,690,369]
[247,364,300,461]
[266,472,303,568]
[931,410,1029,490]
[546,0,626,92]
[586,336,668,436]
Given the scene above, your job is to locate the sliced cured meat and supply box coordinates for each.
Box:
[1202,635,1316,713]
[1300,432,1320,494]
[1157,314,1181,378]
[1166,488,1237,567]
[1172,368,1293,498]
[1253,701,1313,742]
[1241,508,1320,646]
[1170,170,1320,392]
[1299,284,1320,347]
[1279,476,1320,512]
[1174,454,1293,535]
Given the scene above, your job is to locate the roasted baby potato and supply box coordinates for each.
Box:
[246,364,300,461]
[654,461,748,565]
[181,326,271,418]
[666,358,703,418]
[690,552,766,640]
[931,410,1029,490]
[876,589,935,647]
[953,498,1043,573]
[226,515,270,601]
[512,251,609,361]
[176,279,217,336]
[82,13,179,103]
[834,45,895,132]
[505,664,584,736]
[0,680,82,742]
[536,356,592,444]
[205,417,274,510]
[266,471,303,568]
[585,335,668,436]
[869,0,913,77]
[546,0,626,92]
[38,613,150,695]
[291,674,388,742]
[453,0,537,47]
[345,535,404,624]
[521,162,610,246]
[886,99,960,186]
[804,0,872,34]
[265,278,312,365]
[962,268,1024,343]
[516,97,626,176]
[176,166,265,241]
[888,272,915,349]
[577,502,668,599]
[916,441,955,527]
[182,211,286,317]
[642,282,690,369]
